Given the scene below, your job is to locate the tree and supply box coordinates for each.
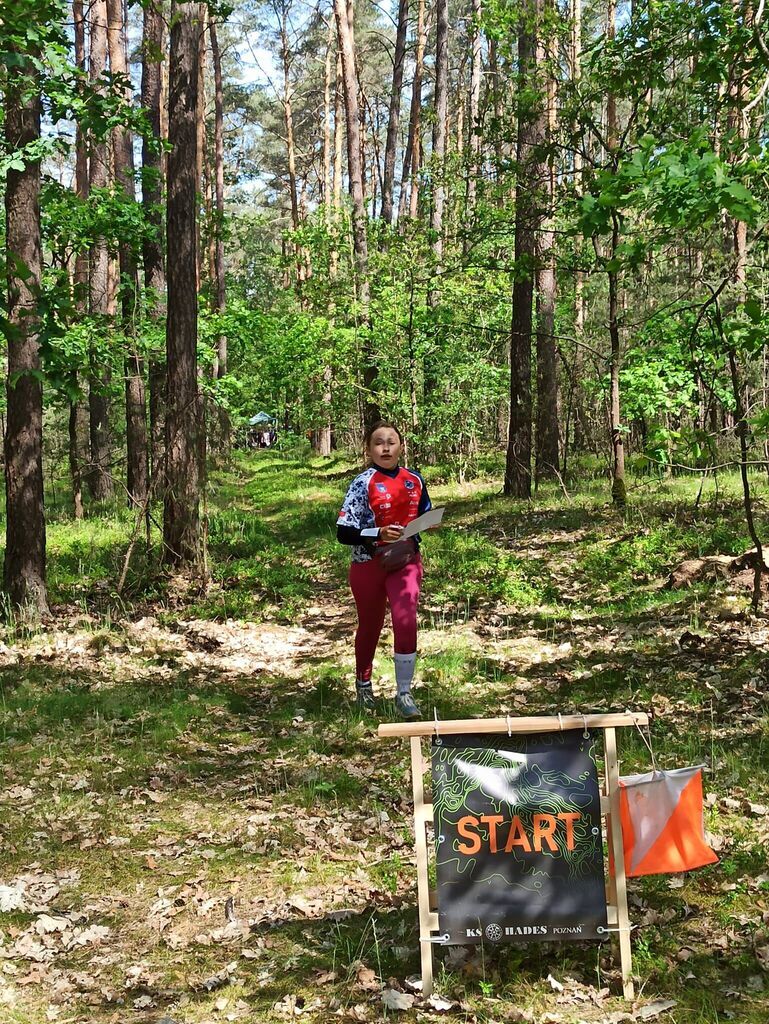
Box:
[87,0,114,500]
[3,17,49,616]
[534,0,559,483]
[107,0,149,508]
[141,0,167,481]
[505,0,542,498]
[430,0,449,268]
[70,0,88,519]
[381,0,409,225]
[464,0,482,243]
[399,0,426,221]
[164,0,202,565]
[605,0,626,506]
[333,0,379,424]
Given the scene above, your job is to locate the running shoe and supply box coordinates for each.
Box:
[395,692,422,720]
[356,683,377,711]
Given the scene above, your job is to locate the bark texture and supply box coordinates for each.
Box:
[164,0,202,565]
[535,7,559,483]
[88,0,114,500]
[333,0,379,424]
[141,0,168,482]
[505,0,540,498]
[4,61,49,615]
[108,0,149,507]
[381,0,409,224]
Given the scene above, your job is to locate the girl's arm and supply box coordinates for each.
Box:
[336,524,380,545]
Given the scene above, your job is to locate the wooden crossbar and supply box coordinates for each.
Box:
[377,711,648,739]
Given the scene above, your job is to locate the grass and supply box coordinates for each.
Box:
[0,453,768,1021]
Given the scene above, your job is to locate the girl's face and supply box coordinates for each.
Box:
[367,427,402,468]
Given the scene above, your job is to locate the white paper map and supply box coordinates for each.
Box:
[402,507,445,539]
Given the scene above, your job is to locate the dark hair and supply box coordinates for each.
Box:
[363,420,404,449]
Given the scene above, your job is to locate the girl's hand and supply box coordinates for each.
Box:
[380,524,404,543]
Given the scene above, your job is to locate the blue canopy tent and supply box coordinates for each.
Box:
[248,412,276,427]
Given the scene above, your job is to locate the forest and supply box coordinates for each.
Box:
[1,1,769,1022]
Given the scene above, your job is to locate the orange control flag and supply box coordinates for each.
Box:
[618,767,718,877]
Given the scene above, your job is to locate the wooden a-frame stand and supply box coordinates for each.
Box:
[378,712,649,1001]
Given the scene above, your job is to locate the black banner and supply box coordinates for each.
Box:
[432,730,607,945]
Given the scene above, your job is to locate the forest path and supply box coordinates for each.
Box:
[2,460,769,1022]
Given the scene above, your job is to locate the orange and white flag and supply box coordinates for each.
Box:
[618,767,718,877]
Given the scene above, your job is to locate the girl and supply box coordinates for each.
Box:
[336,421,431,719]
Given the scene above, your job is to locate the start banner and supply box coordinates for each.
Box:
[432,730,607,945]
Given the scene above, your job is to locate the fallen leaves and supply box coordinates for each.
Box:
[381,987,415,1011]
[635,999,677,1020]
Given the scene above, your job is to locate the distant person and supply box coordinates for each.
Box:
[336,421,432,720]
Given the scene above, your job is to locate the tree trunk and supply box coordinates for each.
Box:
[608,216,626,505]
[570,0,586,455]
[195,2,207,292]
[164,0,202,565]
[88,0,114,500]
[333,0,378,424]
[142,0,167,485]
[430,0,449,266]
[3,58,49,616]
[381,0,409,224]
[330,50,344,279]
[209,17,230,448]
[108,0,149,508]
[504,0,540,499]
[318,365,333,456]
[68,403,85,520]
[279,7,304,294]
[73,0,89,307]
[464,0,482,249]
[535,7,559,483]
[209,20,227,358]
[606,0,625,506]
[488,38,505,207]
[400,0,426,221]
[323,19,334,220]
[71,0,88,517]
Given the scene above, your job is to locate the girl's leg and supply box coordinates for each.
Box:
[349,559,388,684]
[385,557,424,710]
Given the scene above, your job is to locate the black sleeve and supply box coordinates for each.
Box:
[418,476,432,515]
[337,524,379,546]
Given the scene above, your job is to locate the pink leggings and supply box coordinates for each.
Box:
[349,556,423,681]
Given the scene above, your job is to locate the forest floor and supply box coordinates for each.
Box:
[0,451,768,1024]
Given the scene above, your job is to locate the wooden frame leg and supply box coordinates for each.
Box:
[410,736,434,997]
[604,727,635,1000]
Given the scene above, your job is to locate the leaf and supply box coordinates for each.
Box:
[355,965,379,991]
[381,988,414,1011]
[34,914,69,934]
[0,883,27,912]
[636,1000,677,1020]
[744,299,762,324]
[427,993,458,1011]
[546,973,564,992]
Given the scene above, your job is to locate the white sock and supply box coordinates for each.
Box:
[394,652,417,696]
[356,678,373,690]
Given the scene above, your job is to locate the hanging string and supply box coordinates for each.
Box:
[632,712,658,773]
